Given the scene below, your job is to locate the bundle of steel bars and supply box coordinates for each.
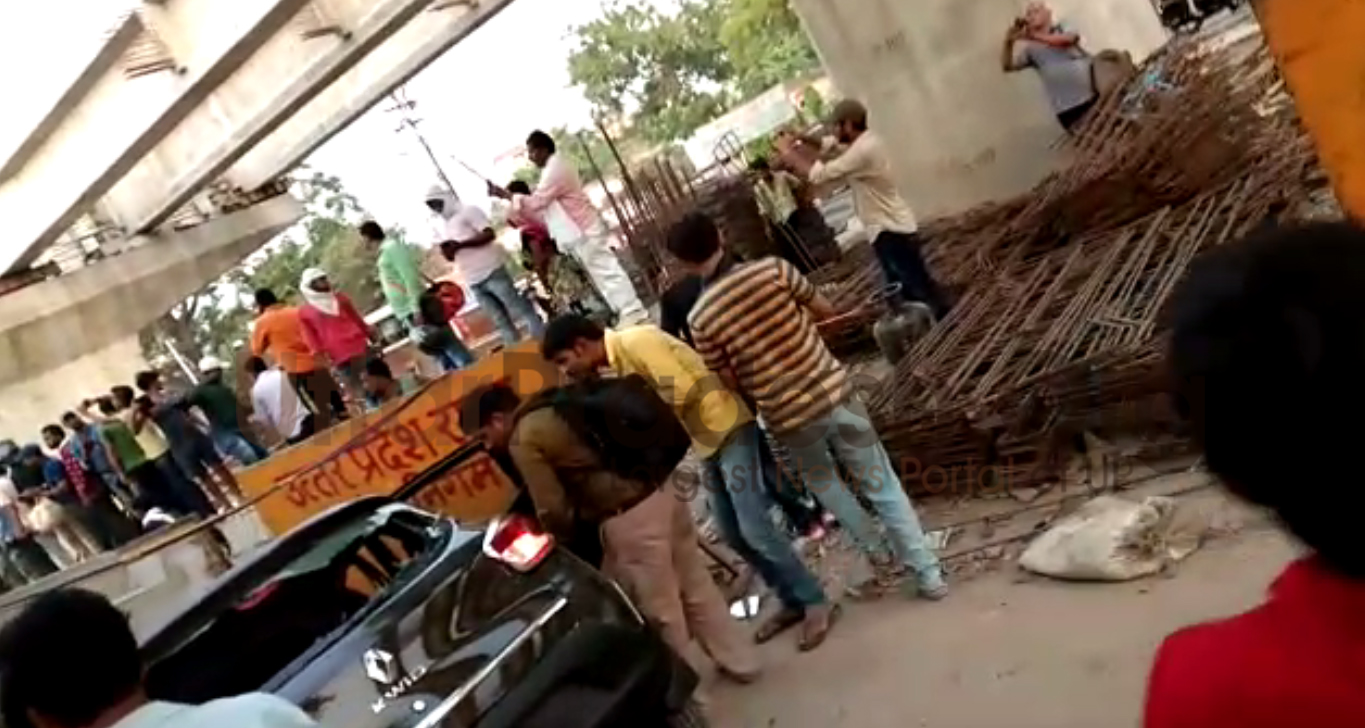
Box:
[859,35,1326,493]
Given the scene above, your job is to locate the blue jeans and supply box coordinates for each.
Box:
[407,320,474,371]
[471,268,545,345]
[211,427,267,465]
[706,422,826,611]
[774,397,944,589]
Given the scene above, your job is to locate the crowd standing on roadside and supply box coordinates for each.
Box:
[0,119,968,721]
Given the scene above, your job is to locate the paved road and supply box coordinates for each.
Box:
[709,491,1294,728]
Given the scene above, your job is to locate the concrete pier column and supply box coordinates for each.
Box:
[789,0,1167,217]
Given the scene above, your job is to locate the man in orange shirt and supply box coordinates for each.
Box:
[249,289,346,430]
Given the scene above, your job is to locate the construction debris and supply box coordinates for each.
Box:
[601,34,1325,504]
[854,36,1325,493]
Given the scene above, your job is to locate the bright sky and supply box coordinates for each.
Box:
[307,0,636,242]
[0,0,649,248]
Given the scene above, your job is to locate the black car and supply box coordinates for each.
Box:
[138,496,703,727]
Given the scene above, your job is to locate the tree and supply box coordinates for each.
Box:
[140,170,397,372]
[566,0,822,146]
[719,0,822,97]
[511,165,542,187]
[567,1,734,145]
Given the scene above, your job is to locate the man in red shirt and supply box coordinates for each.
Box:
[1152,220,1365,728]
[250,288,348,429]
[297,268,376,406]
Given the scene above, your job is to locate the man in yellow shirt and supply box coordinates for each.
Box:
[541,315,838,651]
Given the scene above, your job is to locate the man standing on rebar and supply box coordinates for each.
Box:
[749,157,837,274]
[775,100,951,319]
[425,185,545,346]
[487,131,649,325]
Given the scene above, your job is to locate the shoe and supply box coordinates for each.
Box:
[914,569,949,601]
[918,582,949,601]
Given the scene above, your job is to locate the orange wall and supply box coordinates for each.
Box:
[1258,0,1365,219]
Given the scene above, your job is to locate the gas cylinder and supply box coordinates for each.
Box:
[873,298,935,364]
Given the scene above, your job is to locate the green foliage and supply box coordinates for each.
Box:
[719,0,822,97]
[566,0,820,146]
[511,165,542,186]
[799,84,827,124]
[567,1,733,145]
[141,170,398,368]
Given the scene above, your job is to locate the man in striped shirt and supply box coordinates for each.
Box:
[670,212,947,599]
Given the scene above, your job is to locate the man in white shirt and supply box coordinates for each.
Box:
[425,185,545,346]
[245,357,313,447]
[776,100,951,318]
[0,588,318,728]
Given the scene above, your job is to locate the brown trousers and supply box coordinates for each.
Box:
[601,486,758,677]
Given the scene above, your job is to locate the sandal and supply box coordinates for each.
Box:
[754,607,804,644]
[797,603,842,652]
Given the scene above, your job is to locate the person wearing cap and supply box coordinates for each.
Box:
[296,267,377,406]
[189,356,269,466]
[425,185,545,346]
[775,99,951,319]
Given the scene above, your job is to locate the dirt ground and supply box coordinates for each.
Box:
[709,486,1297,728]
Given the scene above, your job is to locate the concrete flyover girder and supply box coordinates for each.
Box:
[0,0,307,274]
[100,0,322,234]
[0,195,304,391]
[0,14,144,184]
[102,0,415,234]
[231,0,514,191]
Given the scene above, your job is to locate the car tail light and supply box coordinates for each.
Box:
[482,514,554,572]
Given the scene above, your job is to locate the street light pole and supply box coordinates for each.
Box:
[384,87,457,194]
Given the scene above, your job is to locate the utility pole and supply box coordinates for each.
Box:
[384,86,457,194]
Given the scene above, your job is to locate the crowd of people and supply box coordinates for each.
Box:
[0,356,257,591]
[3,77,1358,726]
[444,109,957,705]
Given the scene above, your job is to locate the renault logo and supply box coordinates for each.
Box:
[364,648,399,685]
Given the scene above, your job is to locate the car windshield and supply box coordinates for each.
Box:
[143,506,450,705]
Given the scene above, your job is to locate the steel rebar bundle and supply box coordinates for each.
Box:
[864,35,1326,493]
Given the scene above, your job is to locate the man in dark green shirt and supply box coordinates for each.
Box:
[189,357,268,466]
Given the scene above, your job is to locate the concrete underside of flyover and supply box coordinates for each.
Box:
[0,196,303,440]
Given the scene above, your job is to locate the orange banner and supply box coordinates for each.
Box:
[238,344,562,535]
[1259,0,1365,220]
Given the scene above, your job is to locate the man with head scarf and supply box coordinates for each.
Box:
[425,185,545,346]
[297,267,376,406]
[488,132,648,325]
